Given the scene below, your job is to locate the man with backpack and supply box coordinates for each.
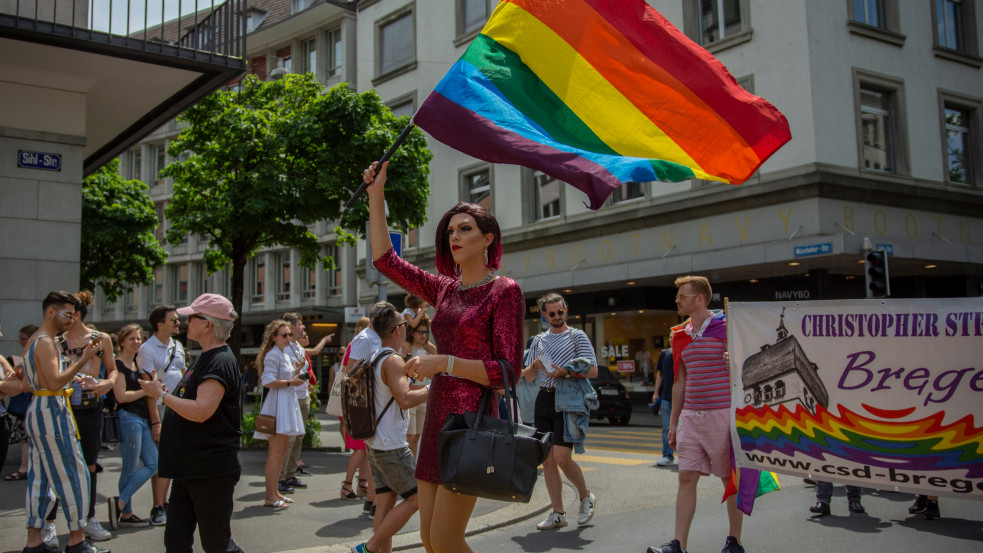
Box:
[348,302,429,553]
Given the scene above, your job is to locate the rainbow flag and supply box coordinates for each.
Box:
[412,0,792,209]
[724,445,781,516]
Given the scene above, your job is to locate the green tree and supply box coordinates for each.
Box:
[81,158,167,301]
[162,73,431,354]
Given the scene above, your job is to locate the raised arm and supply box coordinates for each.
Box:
[365,160,394,263]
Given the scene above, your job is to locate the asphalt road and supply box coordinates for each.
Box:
[2,411,980,553]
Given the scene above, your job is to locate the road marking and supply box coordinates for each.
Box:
[574,454,653,466]
[583,445,663,455]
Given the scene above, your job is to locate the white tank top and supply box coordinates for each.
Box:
[365,350,408,451]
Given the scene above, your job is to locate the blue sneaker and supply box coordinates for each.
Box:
[350,544,369,553]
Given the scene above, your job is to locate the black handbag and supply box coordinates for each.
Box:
[437,359,552,503]
[101,406,122,444]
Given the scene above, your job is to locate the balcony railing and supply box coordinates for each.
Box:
[1,0,246,65]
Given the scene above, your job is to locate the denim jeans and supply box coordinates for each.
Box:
[118,409,158,514]
[660,399,674,459]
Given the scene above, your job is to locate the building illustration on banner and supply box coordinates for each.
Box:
[740,308,829,414]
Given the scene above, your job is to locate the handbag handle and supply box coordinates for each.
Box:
[468,359,519,442]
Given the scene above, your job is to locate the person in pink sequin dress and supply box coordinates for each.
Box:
[364,161,524,553]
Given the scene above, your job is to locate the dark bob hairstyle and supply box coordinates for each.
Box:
[434,202,502,278]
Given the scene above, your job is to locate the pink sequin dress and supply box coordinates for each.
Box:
[374,247,525,484]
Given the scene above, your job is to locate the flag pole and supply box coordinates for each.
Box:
[345,120,416,209]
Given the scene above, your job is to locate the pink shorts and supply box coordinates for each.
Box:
[676,408,732,478]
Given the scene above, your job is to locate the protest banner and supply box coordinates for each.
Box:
[727,298,983,500]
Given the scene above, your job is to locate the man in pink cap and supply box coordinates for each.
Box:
[139,294,244,553]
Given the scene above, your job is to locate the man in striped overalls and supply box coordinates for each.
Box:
[21,291,109,553]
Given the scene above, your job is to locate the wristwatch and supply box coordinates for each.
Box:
[159,390,168,403]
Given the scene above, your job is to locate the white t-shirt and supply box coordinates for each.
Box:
[365,349,407,451]
[137,334,187,395]
[348,327,381,364]
[284,341,309,400]
[401,307,421,322]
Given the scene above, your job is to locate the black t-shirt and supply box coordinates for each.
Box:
[159,345,242,480]
[116,360,150,421]
[657,349,674,401]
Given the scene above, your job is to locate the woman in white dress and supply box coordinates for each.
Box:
[253,319,305,508]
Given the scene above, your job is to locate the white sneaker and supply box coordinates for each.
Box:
[42,521,58,548]
[83,517,111,541]
[577,491,597,526]
[536,511,568,530]
[656,456,675,466]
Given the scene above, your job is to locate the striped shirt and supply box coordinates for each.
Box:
[680,321,730,410]
[530,328,597,388]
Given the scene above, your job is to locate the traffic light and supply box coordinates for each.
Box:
[865,250,890,298]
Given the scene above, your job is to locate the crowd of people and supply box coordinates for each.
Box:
[0,159,948,553]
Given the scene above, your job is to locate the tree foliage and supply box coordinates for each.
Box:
[162,73,432,352]
[81,158,167,301]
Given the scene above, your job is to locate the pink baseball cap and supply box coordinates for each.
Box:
[176,293,237,321]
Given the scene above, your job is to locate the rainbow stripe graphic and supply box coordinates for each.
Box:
[413,0,792,209]
[736,404,983,478]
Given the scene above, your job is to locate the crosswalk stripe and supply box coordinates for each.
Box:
[595,430,660,437]
[586,436,657,444]
[574,454,653,465]
[583,445,661,455]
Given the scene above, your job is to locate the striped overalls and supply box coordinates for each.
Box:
[22,334,90,530]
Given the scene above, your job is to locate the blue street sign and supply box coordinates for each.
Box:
[875,243,894,255]
[793,242,832,258]
[390,230,403,258]
[18,150,61,171]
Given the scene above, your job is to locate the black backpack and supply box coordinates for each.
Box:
[342,347,399,440]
